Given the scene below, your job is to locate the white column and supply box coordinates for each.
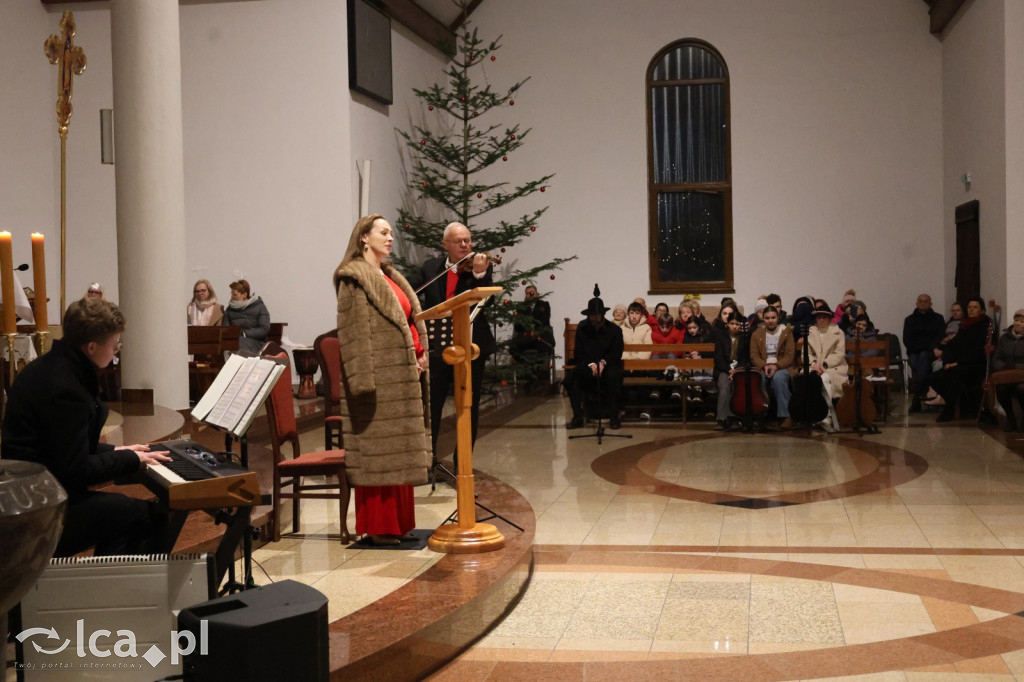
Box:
[1006,0,1024,307]
[110,0,189,408]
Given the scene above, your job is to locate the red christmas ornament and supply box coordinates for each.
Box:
[530,225,537,232]
[460,97,466,102]
[473,111,478,117]
[521,280,527,285]
[502,156,508,161]
[540,186,546,192]
[404,223,409,229]
[549,274,556,280]
[428,105,434,111]
[509,100,515,106]
[477,193,482,198]
[422,182,428,187]
[512,311,518,316]
[510,134,516,140]
[500,247,506,252]
[490,56,496,62]
[500,380,508,386]
[503,299,510,305]
[420,139,426,145]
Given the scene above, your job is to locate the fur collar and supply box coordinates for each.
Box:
[335,259,413,328]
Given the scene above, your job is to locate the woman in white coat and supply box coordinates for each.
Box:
[805,302,848,431]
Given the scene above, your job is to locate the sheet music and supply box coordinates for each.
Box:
[191,354,247,422]
[230,362,285,436]
[193,355,285,437]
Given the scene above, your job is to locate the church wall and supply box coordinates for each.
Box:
[1004,0,1024,315]
[940,0,1007,314]
[347,23,449,269]
[179,0,353,348]
[0,3,117,320]
[452,0,943,340]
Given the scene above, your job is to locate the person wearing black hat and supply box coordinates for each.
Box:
[566,285,624,429]
[802,301,848,432]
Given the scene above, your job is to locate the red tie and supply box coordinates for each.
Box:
[446,269,457,299]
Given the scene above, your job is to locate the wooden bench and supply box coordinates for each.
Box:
[562,318,715,422]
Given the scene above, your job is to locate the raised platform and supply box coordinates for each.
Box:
[105,393,538,681]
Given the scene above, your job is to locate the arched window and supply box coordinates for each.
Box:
[647,39,732,293]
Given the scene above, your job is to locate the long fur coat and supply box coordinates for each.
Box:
[805,323,848,399]
[333,259,430,487]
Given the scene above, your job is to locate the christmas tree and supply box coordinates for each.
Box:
[394,17,574,382]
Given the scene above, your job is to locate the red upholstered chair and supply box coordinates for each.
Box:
[313,330,343,451]
[263,351,351,543]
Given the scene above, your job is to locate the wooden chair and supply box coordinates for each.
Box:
[263,350,351,544]
[188,325,224,402]
[979,369,1024,425]
[313,329,343,450]
[268,322,287,346]
[853,339,892,421]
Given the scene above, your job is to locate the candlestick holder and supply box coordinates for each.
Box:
[34,329,50,356]
[4,333,17,389]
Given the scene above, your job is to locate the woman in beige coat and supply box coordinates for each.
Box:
[333,214,430,545]
[805,303,848,431]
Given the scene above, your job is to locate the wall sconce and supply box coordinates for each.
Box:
[100,109,115,165]
[960,171,972,190]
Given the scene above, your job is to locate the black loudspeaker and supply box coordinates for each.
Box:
[177,580,329,681]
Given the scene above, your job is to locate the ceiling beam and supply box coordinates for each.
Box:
[923,0,969,34]
[375,0,456,56]
[448,0,483,32]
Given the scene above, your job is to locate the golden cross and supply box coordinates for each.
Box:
[44,11,87,138]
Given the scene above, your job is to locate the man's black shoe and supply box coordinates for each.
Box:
[909,395,922,413]
[609,418,622,430]
[567,416,585,429]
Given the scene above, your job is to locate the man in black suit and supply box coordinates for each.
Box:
[566,290,624,429]
[412,222,497,459]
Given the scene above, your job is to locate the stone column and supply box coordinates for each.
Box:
[110,0,189,408]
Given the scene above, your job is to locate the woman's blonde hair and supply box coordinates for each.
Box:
[334,214,394,289]
[192,279,217,301]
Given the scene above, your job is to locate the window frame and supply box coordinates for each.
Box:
[646,38,734,294]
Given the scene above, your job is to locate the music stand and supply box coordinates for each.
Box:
[568,370,631,444]
[188,353,286,591]
[417,287,509,553]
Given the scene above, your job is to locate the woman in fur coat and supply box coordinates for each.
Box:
[333,214,430,545]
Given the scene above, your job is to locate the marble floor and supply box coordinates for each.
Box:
[249,392,1024,681]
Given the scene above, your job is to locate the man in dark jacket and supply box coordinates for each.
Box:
[411,222,497,457]
[993,308,1024,431]
[2,298,170,556]
[903,293,947,411]
[566,290,624,429]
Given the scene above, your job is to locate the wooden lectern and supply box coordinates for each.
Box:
[416,286,505,554]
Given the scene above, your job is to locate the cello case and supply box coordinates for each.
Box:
[730,322,769,431]
[788,326,830,424]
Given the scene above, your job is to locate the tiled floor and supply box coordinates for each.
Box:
[251,393,1024,680]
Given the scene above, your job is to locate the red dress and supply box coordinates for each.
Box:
[354,274,426,537]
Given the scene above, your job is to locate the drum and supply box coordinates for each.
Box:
[291,347,319,400]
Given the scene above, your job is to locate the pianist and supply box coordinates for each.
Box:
[1,298,171,556]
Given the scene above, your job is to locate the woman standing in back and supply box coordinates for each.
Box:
[333,214,430,545]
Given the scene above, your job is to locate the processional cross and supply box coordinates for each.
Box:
[44,11,87,316]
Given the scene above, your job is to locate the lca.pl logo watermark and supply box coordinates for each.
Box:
[16,619,209,670]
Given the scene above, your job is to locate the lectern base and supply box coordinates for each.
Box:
[428,522,505,554]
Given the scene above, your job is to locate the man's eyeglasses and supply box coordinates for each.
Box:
[446,238,472,246]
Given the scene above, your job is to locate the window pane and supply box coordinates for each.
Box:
[651,84,726,184]
[652,46,724,81]
[655,192,725,282]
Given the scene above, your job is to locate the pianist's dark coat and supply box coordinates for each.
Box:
[1,338,140,492]
[333,259,430,487]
